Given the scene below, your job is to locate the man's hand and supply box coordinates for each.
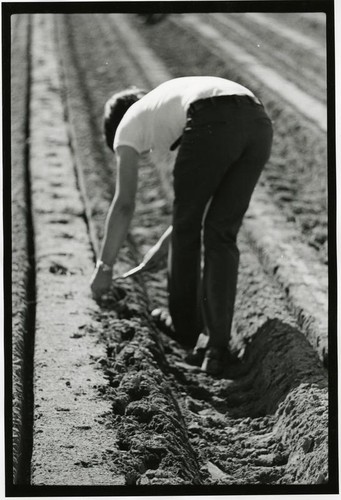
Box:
[90,265,113,300]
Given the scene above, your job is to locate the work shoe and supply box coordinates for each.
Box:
[201,346,229,376]
[185,333,209,366]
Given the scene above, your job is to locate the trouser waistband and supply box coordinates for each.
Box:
[170,94,263,151]
[189,94,262,114]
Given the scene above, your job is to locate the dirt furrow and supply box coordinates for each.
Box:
[177,14,327,132]
[11,13,34,484]
[53,13,330,487]
[206,13,326,104]
[268,12,327,42]
[27,13,125,486]
[55,13,204,485]
[243,12,326,58]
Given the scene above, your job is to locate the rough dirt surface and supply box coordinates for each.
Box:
[10,11,333,492]
[204,13,327,103]
[28,14,122,485]
[11,13,33,483]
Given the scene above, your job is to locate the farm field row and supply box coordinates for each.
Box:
[10,11,332,491]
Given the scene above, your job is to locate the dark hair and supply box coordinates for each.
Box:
[103,87,147,151]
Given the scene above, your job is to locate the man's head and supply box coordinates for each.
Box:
[103,87,147,151]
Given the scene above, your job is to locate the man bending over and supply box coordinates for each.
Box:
[90,76,273,375]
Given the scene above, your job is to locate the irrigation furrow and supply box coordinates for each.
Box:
[242,12,326,59]
[27,13,127,486]
[205,13,326,104]
[268,12,327,40]
[11,13,34,485]
[176,14,327,132]
[55,13,203,485]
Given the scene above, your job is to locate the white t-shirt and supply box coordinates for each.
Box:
[113,76,256,156]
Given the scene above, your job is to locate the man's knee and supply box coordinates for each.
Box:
[172,205,204,246]
[204,218,239,248]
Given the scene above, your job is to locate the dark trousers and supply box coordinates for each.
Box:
[168,95,273,348]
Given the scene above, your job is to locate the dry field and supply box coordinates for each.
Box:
[10,8,336,494]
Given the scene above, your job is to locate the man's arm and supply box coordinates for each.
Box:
[90,146,139,298]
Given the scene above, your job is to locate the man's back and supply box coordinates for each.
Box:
[114,76,256,155]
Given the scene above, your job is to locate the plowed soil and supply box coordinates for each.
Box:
[10,10,334,493]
